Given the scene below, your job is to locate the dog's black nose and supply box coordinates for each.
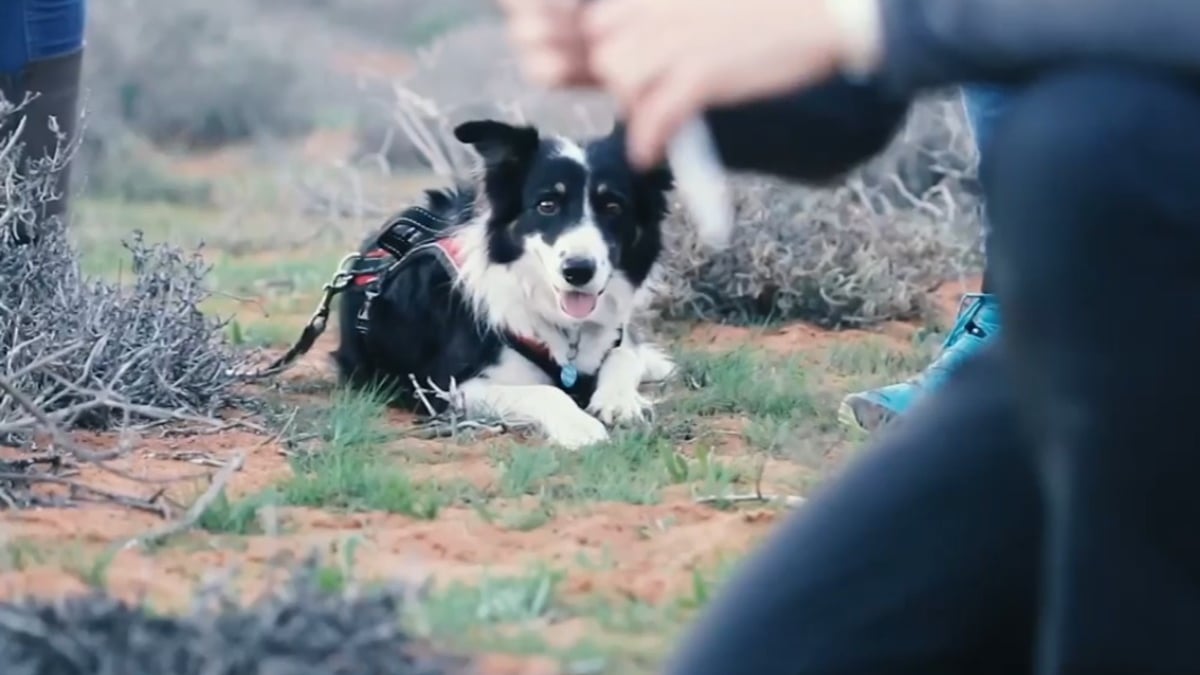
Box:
[561,257,596,287]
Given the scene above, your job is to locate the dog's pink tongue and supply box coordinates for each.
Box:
[561,291,598,318]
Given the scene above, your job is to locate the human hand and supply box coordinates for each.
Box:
[582,0,882,168]
[497,0,596,88]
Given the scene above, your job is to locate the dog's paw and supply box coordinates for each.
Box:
[543,410,610,450]
[588,386,653,427]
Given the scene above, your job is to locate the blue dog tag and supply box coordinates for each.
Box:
[560,364,578,388]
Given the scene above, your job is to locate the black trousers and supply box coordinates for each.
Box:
[666,67,1200,675]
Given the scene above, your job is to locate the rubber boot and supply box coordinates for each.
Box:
[838,293,1002,433]
[0,48,83,243]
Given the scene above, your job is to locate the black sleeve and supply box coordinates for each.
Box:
[703,76,911,184]
[878,0,1200,96]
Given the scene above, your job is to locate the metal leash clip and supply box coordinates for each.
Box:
[310,252,362,333]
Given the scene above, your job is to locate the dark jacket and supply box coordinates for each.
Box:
[879,0,1200,94]
[705,0,1199,183]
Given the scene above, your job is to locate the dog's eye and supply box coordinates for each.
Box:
[602,200,623,217]
[536,199,559,216]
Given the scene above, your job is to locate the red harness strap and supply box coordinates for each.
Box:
[351,248,393,287]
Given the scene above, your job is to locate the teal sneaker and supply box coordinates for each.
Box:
[838,293,1001,434]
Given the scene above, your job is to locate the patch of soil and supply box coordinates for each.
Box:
[683,320,913,355]
[681,274,984,357]
[1,428,293,542]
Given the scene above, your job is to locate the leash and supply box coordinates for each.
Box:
[245,252,361,379]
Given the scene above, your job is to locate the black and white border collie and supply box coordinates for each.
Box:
[331,119,677,449]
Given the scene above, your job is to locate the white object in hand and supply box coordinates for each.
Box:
[667,115,735,249]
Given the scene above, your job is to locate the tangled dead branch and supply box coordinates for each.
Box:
[0,94,250,443]
[0,557,469,675]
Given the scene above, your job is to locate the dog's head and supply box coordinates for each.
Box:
[454,119,674,325]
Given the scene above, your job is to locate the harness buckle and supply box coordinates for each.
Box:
[325,252,361,293]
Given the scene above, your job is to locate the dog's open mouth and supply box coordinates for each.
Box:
[559,290,599,319]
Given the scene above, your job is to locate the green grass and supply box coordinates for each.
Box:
[493,425,748,508]
[416,556,742,673]
[278,386,449,518]
[196,490,281,535]
[0,539,117,588]
[195,387,458,534]
[495,501,558,532]
[670,348,818,419]
[824,338,937,380]
[496,446,562,498]
[414,563,563,634]
[482,348,843,513]
[403,555,741,674]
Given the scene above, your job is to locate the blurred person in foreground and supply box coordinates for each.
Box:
[498,0,1200,673]
[0,0,86,241]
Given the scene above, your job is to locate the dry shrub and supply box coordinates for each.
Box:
[0,97,245,438]
[83,0,339,151]
[651,94,984,327]
[77,129,216,206]
[256,0,496,47]
[359,23,984,327]
[353,23,616,171]
[0,557,467,675]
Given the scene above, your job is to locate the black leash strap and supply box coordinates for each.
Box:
[240,253,361,379]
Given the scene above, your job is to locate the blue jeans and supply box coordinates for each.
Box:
[961,84,1013,292]
[0,0,86,76]
[962,84,1012,155]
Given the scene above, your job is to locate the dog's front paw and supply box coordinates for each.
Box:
[543,410,610,450]
[588,386,653,427]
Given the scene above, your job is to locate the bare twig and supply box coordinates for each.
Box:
[694,493,806,508]
[116,450,247,552]
[0,471,169,516]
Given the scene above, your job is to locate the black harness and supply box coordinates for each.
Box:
[256,206,623,408]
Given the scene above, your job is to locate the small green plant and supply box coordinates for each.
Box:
[497,446,561,497]
[279,387,447,518]
[497,502,556,531]
[411,564,564,640]
[671,348,817,419]
[568,430,676,505]
[0,540,47,571]
[824,338,934,379]
[197,490,279,535]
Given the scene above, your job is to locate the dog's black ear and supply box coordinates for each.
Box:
[454,119,540,168]
[640,160,675,193]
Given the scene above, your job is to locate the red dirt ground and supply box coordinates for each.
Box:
[0,265,981,673]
